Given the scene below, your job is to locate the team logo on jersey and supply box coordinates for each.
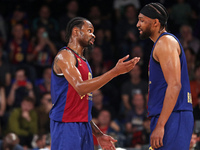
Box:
[149,146,154,150]
[77,58,81,63]
[80,95,85,99]
[88,72,92,80]
[77,58,82,66]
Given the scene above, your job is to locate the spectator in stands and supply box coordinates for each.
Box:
[93,109,121,150]
[7,23,33,65]
[113,0,140,21]
[57,0,79,48]
[39,133,51,150]
[32,5,59,42]
[124,92,147,147]
[32,134,46,150]
[88,5,112,41]
[94,28,114,62]
[7,67,35,109]
[0,48,11,87]
[59,0,79,44]
[0,133,23,150]
[31,26,57,77]
[115,4,140,57]
[89,46,111,77]
[36,66,51,99]
[92,89,115,123]
[36,92,52,134]
[125,93,147,133]
[190,64,200,107]
[121,64,148,114]
[7,4,30,39]
[130,45,148,80]
[179,25,200,54]
[169,0,192,34]
[141,117,151,146]
[126,117,151,148]
[7,97,38,148]
[185,47,196,80]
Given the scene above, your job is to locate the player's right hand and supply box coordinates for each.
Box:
[113,55,140,75]
[150,125,164,149]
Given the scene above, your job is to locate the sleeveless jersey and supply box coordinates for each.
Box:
[49,47,93,122]
[148,32,193,117]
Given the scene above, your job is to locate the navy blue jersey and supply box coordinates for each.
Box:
[148,32,193,117]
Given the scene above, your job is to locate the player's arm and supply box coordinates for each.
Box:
[90,120,117,150]
[150,36,182,149]
[55,50,139,96]
[90,120,104,137]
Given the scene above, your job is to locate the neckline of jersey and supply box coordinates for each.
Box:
[66,46,86,62]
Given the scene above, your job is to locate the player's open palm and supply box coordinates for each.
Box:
[114,55,140,75]
[97,134,117,150]
[150,125,164,149]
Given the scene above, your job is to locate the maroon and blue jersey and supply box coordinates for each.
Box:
[148,32,193,117]
[50,47,93,122]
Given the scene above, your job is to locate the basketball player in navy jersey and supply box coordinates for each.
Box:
[137,3,194,150]
[50,17,140,150]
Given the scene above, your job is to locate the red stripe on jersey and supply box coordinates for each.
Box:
[62,48,90,122]
[62,83,89,122]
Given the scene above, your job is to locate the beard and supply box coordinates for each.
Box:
[86,43,94,50]
[82,39,94,51]
[139,26,152,40]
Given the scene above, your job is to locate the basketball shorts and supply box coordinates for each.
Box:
[149,111,194,150]
[50,120,94,150]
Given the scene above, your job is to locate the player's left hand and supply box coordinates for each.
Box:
[150,125,164,149]
[97,134,117,150]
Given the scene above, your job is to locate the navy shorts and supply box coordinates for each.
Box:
[50,120,94,150]
[149,111,194,150]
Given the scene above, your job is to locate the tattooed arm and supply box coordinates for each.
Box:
[90,120,117,150]
[53,54,62,74]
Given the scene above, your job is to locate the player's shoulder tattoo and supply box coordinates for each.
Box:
[54,55,59,64]
[54,55,60,73]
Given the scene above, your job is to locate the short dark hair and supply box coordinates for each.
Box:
[65,17,88,45]
[22,96,35,105]
[41,92,51,99]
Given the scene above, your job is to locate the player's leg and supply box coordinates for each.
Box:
[81,122,94,150]
[50,120,82,150]
[149,111,194,150]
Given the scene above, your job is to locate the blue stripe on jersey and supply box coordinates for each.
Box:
[50,69,69,121]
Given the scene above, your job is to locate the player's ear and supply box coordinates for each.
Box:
[72,27,80,37]
[154,19,160,27]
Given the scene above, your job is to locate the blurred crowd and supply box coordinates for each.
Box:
[0,0,200,149]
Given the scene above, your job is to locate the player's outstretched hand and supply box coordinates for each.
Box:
[97,134,117,150]
[113,55,140,76]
